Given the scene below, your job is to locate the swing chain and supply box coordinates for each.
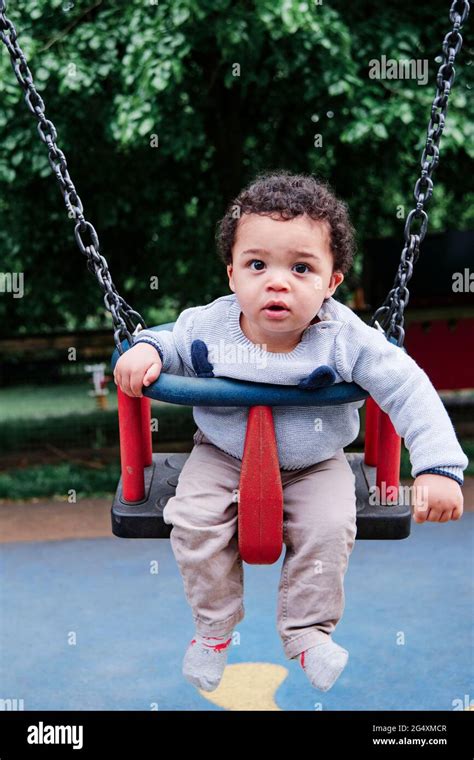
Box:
[0,1,147,354]
[370,0,469,347]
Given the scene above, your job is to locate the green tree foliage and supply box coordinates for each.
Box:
[0,0,472,334]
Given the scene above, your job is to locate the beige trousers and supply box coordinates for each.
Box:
[163,428,357,659]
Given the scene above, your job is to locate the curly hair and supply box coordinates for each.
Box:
[215,170,356,275]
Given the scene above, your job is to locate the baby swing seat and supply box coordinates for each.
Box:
[110,326,412,564]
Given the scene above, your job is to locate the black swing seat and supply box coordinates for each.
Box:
[109,359,412,542]
[111,451,411,541]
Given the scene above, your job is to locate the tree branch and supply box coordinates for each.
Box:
[40,0,103,51]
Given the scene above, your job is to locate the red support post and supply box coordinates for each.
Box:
[364,396,380,467]
[117,387,145,502]
[140,395,153,467]
[238,406,283,565]
[376,410,401,502]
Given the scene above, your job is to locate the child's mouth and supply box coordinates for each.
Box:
[263,305,290,319]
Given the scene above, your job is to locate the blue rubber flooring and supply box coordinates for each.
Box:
[1,516,473,711]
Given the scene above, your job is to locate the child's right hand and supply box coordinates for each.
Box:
[113,343,163,398]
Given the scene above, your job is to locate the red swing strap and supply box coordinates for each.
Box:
[117,388,152,503]
[238,406,284,565]
[364,396,401,498]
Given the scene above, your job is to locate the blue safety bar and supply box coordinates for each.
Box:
[110,322,370,408]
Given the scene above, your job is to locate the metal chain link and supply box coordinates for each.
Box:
[369,0,469,346]
[0,0,147,353]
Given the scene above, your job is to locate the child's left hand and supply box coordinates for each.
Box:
[412,474,464,524]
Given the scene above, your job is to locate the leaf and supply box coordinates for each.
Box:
[138,118,155,136]
[373,123,388,139]
[328,80,349,96]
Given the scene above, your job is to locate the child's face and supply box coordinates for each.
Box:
[227,213,344,351]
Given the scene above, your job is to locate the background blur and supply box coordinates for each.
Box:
[0,0,472,503]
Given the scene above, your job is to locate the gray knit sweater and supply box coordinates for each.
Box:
[133,293,468,483]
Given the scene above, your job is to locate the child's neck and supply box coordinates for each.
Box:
[241,313,321,353]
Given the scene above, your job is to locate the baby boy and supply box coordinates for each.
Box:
[114,171,467,693]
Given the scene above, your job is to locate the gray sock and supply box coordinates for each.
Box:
[182,631,233,692]
[295,639,349,691]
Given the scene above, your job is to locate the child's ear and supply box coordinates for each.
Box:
[227,264,235,292]
[326,270,344,298]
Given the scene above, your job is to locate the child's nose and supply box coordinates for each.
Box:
[266,271,291,288]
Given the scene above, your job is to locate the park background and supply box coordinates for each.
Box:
[0,0,473,712]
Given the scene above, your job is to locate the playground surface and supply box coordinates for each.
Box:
[0,482,473,712]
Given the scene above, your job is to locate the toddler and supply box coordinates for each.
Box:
[114,171,467,693]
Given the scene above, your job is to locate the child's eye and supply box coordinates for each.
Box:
[249,259,265,271]
[293,263,311,274]
[248,259,311,274]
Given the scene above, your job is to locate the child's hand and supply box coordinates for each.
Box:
[412,473,464,524]
[113,343,162,398]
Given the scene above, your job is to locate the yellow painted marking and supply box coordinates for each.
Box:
[198,662,288,711]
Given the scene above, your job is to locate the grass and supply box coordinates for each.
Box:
[0,382,194,453]
[0,382,117,421]
[0,462,122,500]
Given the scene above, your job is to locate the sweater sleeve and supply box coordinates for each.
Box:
[334,320,469,483]
[132,305,197,376]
